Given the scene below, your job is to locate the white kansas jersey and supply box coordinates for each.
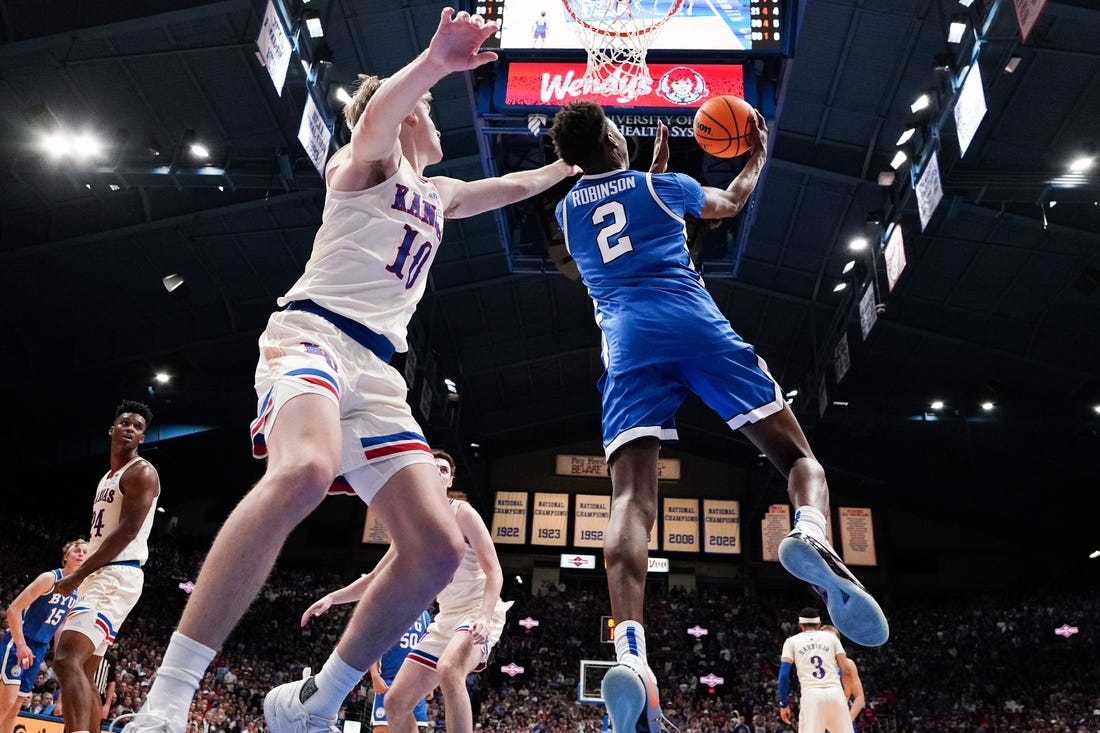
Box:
[436,499,487,610]
[279,153,445,354]
[89,455,159,565]
[781,630,845,692]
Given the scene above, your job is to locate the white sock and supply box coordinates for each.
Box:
[794,506,828,542]
[302,651,366,716]
[144,632,216,714]
[614,620,648,667]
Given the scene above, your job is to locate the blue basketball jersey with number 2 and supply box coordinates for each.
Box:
[556,170,740,372]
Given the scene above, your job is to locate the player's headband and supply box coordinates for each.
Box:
[798,615,821,624]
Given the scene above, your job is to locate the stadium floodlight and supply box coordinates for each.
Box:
[948,19,967,44]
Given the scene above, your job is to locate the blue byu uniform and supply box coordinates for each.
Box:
[1,569,78,693]
[372,610,432,728]
[556,170,783,457]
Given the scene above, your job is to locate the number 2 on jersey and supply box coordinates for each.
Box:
[592,201,633,264]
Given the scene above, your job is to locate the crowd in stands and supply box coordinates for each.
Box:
[4,515,1098,733]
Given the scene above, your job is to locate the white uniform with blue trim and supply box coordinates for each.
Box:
[406,500,512,673]
[781,630,851,733]
[555,169,783,458]
[251,152,444,500]
[63,456,157,655]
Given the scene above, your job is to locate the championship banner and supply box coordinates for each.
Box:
[256,0,291,96]
[662,498,700,552]
[703,499,741,554]
[838,507,878,566]
[573,494,610,548]
[573,494,657,549]
[761,504,791,562]
[297,92,332,177]
[361,507,391,545]
[531,492,570,546]
[491,491,529,545]
[557,454,680,480]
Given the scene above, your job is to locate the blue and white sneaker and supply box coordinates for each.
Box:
[778,529,889,647]
[602,659,666,732]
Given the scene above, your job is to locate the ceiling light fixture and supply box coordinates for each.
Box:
[1068,155,1095,173]
[303,9,324,38]
[162,274,186,293]
[842,260,856,274]
[890,150,908,170]
[335,87,352,105]
[981,401,994,411]
[896,128,916,145]
[833,282,848,293]
[1090,550,1100,559]
[1004,56,1022,73]
[930,400,945,410]
[155,372,172,384]
[947,19,967,44]
[910,93,931,113]
[849,237,869,252]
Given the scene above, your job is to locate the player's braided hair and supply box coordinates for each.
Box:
[115,399,153,426]
[549,101,608,171]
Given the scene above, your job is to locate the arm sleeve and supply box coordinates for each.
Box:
[778,661,793,706]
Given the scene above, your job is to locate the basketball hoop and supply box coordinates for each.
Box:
[561,0,683,103]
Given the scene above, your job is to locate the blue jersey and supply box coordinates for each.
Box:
[20,569,78,644]
[379,610,431,680]
[555,170,740,372]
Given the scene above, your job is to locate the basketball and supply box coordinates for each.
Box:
[693,96,757,158]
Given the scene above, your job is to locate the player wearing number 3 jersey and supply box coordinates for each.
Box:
[777,609,851,733]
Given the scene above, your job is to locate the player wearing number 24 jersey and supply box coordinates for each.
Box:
[55,400,160,733]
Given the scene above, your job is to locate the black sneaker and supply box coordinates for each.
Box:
[778,529,889,646]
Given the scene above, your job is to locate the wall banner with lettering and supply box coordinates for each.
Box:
[573,494,610,548]
[557,454,681,480]
[703,499,741,554]
[491,491,529,545]
[838,507,878,566]
[531,492,570,546]
[662,498,700,551]
[761,504,791,562]
[362,507,391,545]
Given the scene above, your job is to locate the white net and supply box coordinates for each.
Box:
[561,0,682,103]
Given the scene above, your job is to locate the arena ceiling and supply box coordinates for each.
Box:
[2,0,1097,556]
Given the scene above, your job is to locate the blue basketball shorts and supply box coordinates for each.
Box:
[600,345,784,458]
[0,632,48,694]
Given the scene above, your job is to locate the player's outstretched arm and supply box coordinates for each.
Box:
[301,547,399,625]
[433,159,578,219]
[344,9,499,176]
[700,109,768,219]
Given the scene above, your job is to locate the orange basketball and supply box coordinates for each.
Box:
[693,96,757,158]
